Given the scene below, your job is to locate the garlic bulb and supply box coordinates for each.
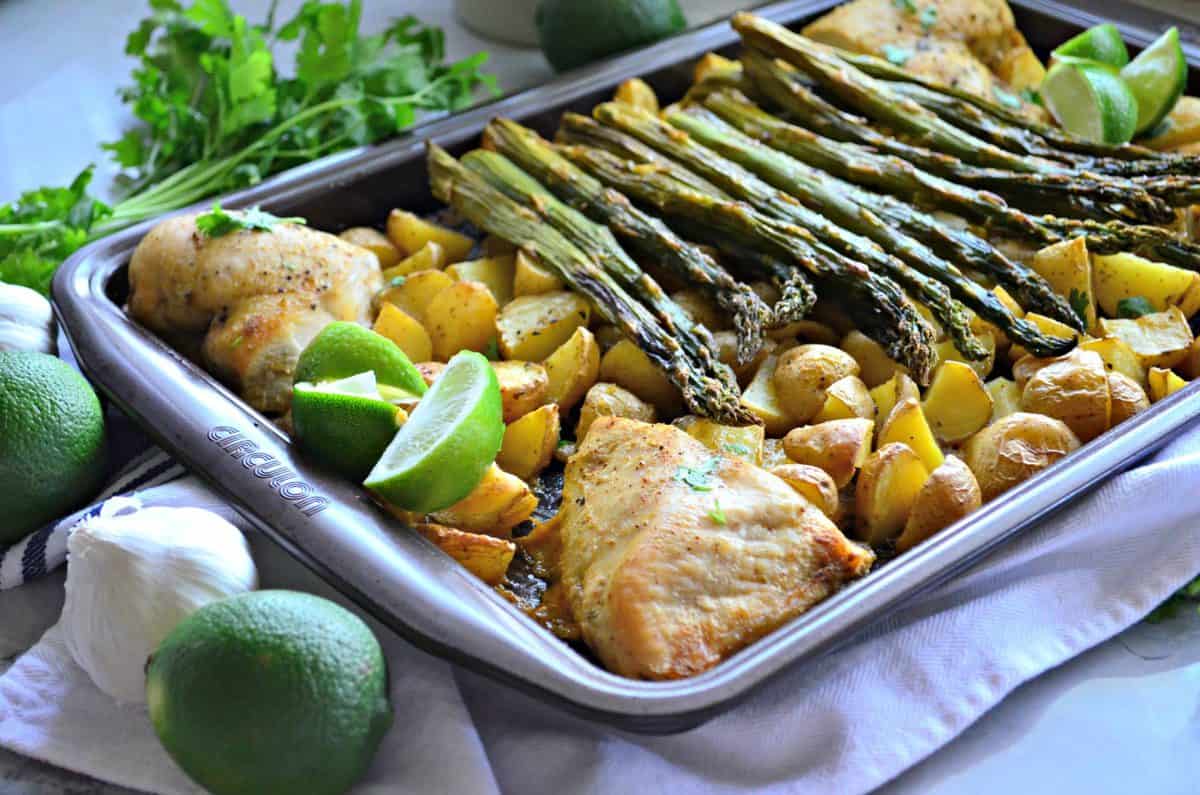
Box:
[0,282,57,355]
[61,502,258,704]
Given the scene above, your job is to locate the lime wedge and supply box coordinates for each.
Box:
[293,372,406,481]
[364,351,503,513]
[1053,24,1129,68]
[294,322,427,396]
[1121,27,1187,135]
[1041,60,1139,144]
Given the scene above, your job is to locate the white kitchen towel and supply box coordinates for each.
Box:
[3,427,1200,795]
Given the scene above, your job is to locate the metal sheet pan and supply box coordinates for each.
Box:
[52,0,1200,733]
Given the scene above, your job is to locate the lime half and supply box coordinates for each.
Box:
[1121,27,1187,135]
[1042,60,1139,144]
[1053,24,1129,68]
[294,322,427,396]
[293,372,406,481]
[364,351,503,513]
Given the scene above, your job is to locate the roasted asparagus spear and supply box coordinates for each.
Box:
[427,143,754,424]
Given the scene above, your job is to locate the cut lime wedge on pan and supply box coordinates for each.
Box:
[1041,59,1139,144]
[1121,27,1187,135]
[1053,23,1130,68]
[364,350,503,514]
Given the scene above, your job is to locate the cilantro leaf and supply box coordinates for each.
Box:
[194,203,306,237]
[892,0,917,12]
[708,498,727,526]
[919,5,938,31]
[675,457,722,492]
[993,86,1023,110]
[1020,88,1043,106]
[1116,296,1157,319]
[1068,288,1091,327]
[722,442,752,457]
[881,44,913,66]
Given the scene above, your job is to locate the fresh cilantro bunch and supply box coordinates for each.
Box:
[0,0,497,294]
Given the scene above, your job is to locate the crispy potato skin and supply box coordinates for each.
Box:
[963,412,1080,501]
[491,360,549,423]
[773,344,861,424]
[895,456,982,552]
[783,418,874,488]
[1020,350,1111,442]
[498,404,561,481]
[414,523,516,585]
[428,464,537,538]
[576,382,656,440]
[854,442,928,545]
[1106,372,1150,426]
[543,326,601,412]
[770,464,840,519]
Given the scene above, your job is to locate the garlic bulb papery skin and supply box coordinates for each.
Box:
[61,504,259,704]
[0,282,57,355]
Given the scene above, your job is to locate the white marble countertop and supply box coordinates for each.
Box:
[3,1,1200,793]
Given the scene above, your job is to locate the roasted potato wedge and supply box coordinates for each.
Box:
[447,255,516,306]
[740,349,795,436]
[497,291,591,362]
[378,268,455,324]
[922,361,993,443]
[1148,366,1189,402]
[387,209,474,261]
[1019,349,1110,442]
[773,344,861,424]
[995,43,1045,94]
[841,329,901,388]
[414,523,516,586]
[1092,252,1199,317]
[878,397,944,472]
[868,372,919,428]
[985,377,1022,421]
[512,250,564,296]
[373,302,433,363]
[382,241,446,280]
[812,375,875,423]
[678,417,765,465]
[1181,336,1200,380]
[712,330,773,385]
[855,443,929,545]
[492,360,549,422]
[576,382,656,440]
[1080,336,1146,385]
[963,412,1081,501]
[429,464,537,537]
[670,289,729,332]
[340,226,401,269]
[497,404,561,482]
[1098,307,1194,370]
[1107,372,1150,425]
[1030,237,1096,332]
[936,333,997,381]
[770,463,839,519]
[599,339,684,417]
[783,418,874,488]
[426,280,499,361]
[1141,96,1200,151]
[543,326,600,412]
[895,456,982,552]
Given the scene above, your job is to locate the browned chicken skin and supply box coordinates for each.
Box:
[558,418,874,680]
[127,213,381,413]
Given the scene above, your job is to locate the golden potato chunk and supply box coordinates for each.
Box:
[679,417,765,465]
[378,268,454,324]
[576,382,655,440]
[895,456,982,553]
[1020,349,1110,442]
[382,241,446,280]
[414,523,516,586]
[855,443,929,545]
[1080,337,1146,385]
[497,292,591,362]
[340,226,401,269]
[543,326,601,412]
[1147,366,1189,402]
[1098,307,1194,370]
[426,281,499,361]
[936,331,997,380]
[373,302,432,363]
[773,344,861,424]
[1141,96,1200,151]
[1107,372,1149,425]
[840,330,900,388]
[512,250,564,296]
[812,375,875,423]
[497,404,561,482]
[783,418,874,488]
[428,464,537,537]
[922,361,993,443]
[869,372,919,428]
[769,463,839,519]
[670,289,728,332]
[1030,237,1096,331]
[878,398,944,472]
[386,209,474,261]
[491,360,549,422]
[740,349,795,436]
[614,77,659,113]
[1182,336,1200,380]
[963,413,1081,501]
[986,377,1022,422]
[599,339,684,417]
[447,255,516,306]
[1092,252,1198,317]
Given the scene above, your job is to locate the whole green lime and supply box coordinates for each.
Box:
[0,351,106,544]
[536,0,687,73]
[146,590,393,795]
[293,322,427,396]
